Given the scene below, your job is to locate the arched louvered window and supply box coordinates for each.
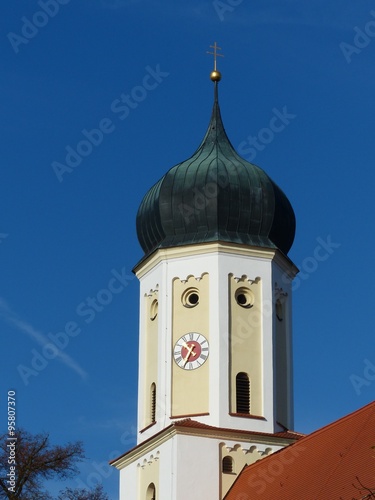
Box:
[236,372,250,414]
[146,482,156,500]
[151,383,156,424]
[222,456,234,474]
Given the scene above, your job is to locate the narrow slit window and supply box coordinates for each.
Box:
[236,372,250,414]
[146,483,156,500]
[276,299,284,321]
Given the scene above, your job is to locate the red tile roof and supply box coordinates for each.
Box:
[225,401,375,500]
[174,418,303,441]
[110,418,302,465]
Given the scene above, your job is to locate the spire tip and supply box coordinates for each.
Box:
[207,42,224,82]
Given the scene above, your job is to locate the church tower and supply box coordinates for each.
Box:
[111,51,300,499]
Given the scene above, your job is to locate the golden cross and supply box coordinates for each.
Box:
[207,42,224,71]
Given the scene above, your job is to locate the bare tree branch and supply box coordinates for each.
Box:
[0,429,84,500]
[58,484,109,500]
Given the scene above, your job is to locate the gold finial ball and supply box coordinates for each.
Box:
[210,70,222,82]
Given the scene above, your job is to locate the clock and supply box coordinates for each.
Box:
[173,333,209,370]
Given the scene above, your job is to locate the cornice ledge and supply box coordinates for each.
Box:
[134,242,298,279]
[173,424,299,448]
[110,425,178,470]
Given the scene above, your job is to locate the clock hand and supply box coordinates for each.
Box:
[182,341,195,358]
[182,342,195,367]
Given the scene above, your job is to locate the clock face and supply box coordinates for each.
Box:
[173,333,209,370]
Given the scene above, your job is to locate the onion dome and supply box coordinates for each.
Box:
[136,82,296,258]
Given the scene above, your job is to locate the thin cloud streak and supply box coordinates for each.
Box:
[0,298,88,380]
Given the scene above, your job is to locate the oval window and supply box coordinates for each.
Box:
[150,299,158,320]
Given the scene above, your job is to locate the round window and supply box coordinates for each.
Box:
[182,288,199,308]
[235,288,254,308]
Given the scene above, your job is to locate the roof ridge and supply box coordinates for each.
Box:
[295,400,375,444]
[230,401,375,474]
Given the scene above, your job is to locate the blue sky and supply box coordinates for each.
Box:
[1,1,375,497]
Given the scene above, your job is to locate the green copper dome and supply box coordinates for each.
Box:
[136,84,296,257]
